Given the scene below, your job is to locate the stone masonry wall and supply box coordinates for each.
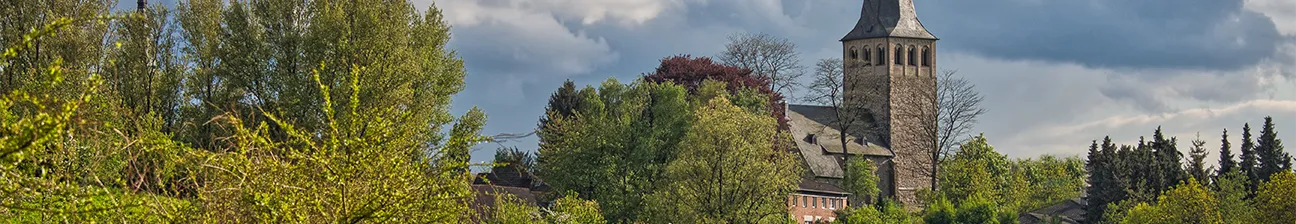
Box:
[842,37,936,208]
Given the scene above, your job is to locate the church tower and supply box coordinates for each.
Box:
[841,0,937,206]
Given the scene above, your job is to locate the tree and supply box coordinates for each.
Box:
[488,194,544,224]
[1186,134,1213,184]
[1254,171,1296,223]
[539,80,580,128]
[842,156,880,205]
[536,79,693,222]
[644,55,787,127]
[2,0,490,221]
[939,134,1011,204]
[1239,123,1259,193]
[548,194,606,224]
[1086,137,1126,223]
[833,199,915,224]
[716,32,803,96]
[805,58,879,204]
[1254,117,1291,183]
[1217,129,1237,177]
[1214,170,1256,224]
[1012,155,1086,213]
[1119,179,1221,224]
[935,71,987,160]
[643,95,800,223]
[486,193,605,224]
[917,71,987,191]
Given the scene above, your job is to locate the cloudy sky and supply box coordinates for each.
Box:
[411,0,1296,165]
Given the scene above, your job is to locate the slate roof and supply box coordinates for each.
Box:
[1018,198,1087,224]
[797,178,851,196]
[787,104,893,179]
[841,0,937,41]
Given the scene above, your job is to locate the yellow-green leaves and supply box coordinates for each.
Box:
[1120,178,1221,224]
[647,95,800,223]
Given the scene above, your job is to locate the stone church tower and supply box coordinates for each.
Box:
[841,0,937,205]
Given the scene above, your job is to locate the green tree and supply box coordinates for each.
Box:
[548,194,606,224]
[1217,129,1237,177]
[922,197,957,224]
[939,134,1010,204]
[1186,135,1213,184]
[1239,123,1259,193]
[833,199,915,224]
[1213,170,1256,224]
[1254,171,1296,223]
[644,95,800,223]
[842,156,880,205]
[1085,137,1126,223]
[489,194,543,224]
[536,79,692,222]
[1254,117,1291,183]
[1119,178,1221,224]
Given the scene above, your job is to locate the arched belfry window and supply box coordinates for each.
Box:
[922,47,932,67]
[894,45,903,65]
[908,46,917,66]
[863,48,871,65]
[849,47,859,60]
[876,47,885,65]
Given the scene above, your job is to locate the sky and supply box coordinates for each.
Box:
[120,0,1296,166]
[417,0,1296,166]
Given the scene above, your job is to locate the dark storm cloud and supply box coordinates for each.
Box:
[916,0,1287,70]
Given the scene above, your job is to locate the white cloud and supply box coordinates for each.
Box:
[428,0,620,76]
[936,51,1296,160]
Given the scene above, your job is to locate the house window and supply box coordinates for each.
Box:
[802,196,807,208]
[894,45,903,65]
[811,197,817,208]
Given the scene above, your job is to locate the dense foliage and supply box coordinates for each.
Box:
[1086,118,1293,224]
[1,0,488,222]
[536,76,801,223]
[938,135,1086,214]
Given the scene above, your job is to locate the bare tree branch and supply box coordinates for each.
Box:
[717,32,804,97]
[895,70,985,190]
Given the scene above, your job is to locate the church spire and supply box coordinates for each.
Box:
[841,0,936,41]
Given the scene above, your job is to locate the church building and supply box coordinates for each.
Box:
[785,0,938,222]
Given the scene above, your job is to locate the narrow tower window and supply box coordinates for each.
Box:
[922,47,931,67]
[877,47,885,65]
[908,46,917,66]
[894,45,903,65]
[849,46,858,60]
[862,48,871,65]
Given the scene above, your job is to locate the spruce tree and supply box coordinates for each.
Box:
[1150,127,1186,193]
[1085,137,1127,223]
[1255,116,1289,182]
[1239,123,1259,193]
[1186,135,1212,184]
[1218,128,1236,176]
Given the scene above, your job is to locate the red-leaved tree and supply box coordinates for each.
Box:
[643,55,788,128]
